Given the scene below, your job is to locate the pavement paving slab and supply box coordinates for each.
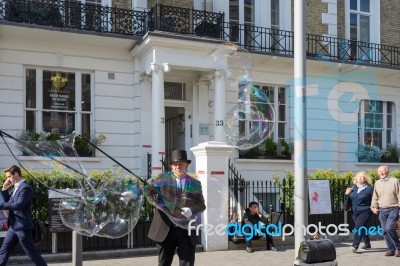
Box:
[13,238,400,266]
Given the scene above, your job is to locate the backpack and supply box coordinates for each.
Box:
[32,218,46,245]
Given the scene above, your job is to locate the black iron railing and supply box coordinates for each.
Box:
[228,159,245,222]
[148,3,224,38]
[0,0,148,35]
[1,0,400,68]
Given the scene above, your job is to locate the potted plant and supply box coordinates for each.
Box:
[15,130,107,157]
[238,138,291,160]
[276,140,292,159]
[16,130,40,141]
[74,134,107,157]
[356,144,382,162]
[15,130,47,155]
[381,144,400,163]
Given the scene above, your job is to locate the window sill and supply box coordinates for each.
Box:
[18,156,101,162]
[235,158,293,163]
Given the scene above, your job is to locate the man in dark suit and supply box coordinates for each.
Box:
[0,165,47,266]
[147,150,206,266]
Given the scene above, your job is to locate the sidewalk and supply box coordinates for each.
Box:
[12,238,400,266]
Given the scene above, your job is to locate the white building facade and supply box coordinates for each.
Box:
[1,0,400,181]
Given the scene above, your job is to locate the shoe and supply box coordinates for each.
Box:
[395,249,400,257]
[351,246,358,253]
[246,247,254,253]
[360,243,371,250]
[384,251,395,256]
[266,246,279,251]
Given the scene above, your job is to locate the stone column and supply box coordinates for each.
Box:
[191,141,234,251]
[148,63,170,176]
[213,70,227,142]
[132,0,147,10]
[196,74,213,145]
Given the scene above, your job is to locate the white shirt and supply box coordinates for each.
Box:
[11,179,25,197]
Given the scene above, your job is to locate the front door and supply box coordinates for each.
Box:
[165,106,186,170]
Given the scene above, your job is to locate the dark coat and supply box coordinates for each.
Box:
[347,185,373,213]
[242,208,270,226]
[0,181,34,230]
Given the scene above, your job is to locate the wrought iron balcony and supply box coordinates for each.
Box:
[1,0,399,69]
[0,0,148,35]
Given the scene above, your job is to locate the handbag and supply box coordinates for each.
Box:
[32,218,46,245]
[343,196,351,211]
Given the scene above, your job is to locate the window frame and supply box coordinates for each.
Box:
[345,0,380,44]
[358,99,395,149]
[253,84,289,143]
[24,67,94,137]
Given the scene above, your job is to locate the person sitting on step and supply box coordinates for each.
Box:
[242,201,278,253]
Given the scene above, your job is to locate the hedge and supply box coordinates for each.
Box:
[0,167,153,224]
[272,168,400,214]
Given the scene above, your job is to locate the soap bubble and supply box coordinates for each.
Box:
[144,172,206,230]
[210,43,275,150]
[0,130,144,239]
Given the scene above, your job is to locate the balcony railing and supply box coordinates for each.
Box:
[0,0,148,35]
[1,0,399,69]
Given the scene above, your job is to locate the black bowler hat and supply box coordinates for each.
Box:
[170,150,191,164]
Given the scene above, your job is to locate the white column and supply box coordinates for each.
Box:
[148,63,170,176]
[213,70,226,142]
[197,75,212,145]
[191,141,234,251]
[132,0,147,10]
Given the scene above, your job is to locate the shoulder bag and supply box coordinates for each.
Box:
[343,196,351,211]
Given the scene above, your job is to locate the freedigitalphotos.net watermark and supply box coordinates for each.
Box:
[188,220,384,241]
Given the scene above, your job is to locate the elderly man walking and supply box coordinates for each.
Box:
[370,165,400,257]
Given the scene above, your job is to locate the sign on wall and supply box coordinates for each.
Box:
[48,188,82,232]
[308,180,332,214]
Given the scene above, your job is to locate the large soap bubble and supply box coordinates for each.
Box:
[0,130,144,239]
[144,172,206,230]
[59,171,143,238]
[210,43,275,150]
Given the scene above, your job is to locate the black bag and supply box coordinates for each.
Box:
[343,196,352,211]
[32,218,46,245]
[297,239,336,263]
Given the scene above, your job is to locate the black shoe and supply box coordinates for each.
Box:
[351,246,358,253]
[360,243,371,250]
[246,247,254,253]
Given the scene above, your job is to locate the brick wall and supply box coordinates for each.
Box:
[113,0,131,9]
[306,0,328,36]
[148,0,192,9]
[291,0,328,36]
[337,0,345,39]
[380,1,400,47]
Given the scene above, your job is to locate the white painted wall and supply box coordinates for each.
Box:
[1,23,400,181]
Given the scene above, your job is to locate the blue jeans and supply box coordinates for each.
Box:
[352,210,371,247]
[379,207,400,252]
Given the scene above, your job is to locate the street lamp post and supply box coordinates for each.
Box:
[293,0,308,263]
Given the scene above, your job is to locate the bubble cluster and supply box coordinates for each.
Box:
[59,172,143,238]
[210,43,275,150]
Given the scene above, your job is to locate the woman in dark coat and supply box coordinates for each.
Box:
[344,171,373,253]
